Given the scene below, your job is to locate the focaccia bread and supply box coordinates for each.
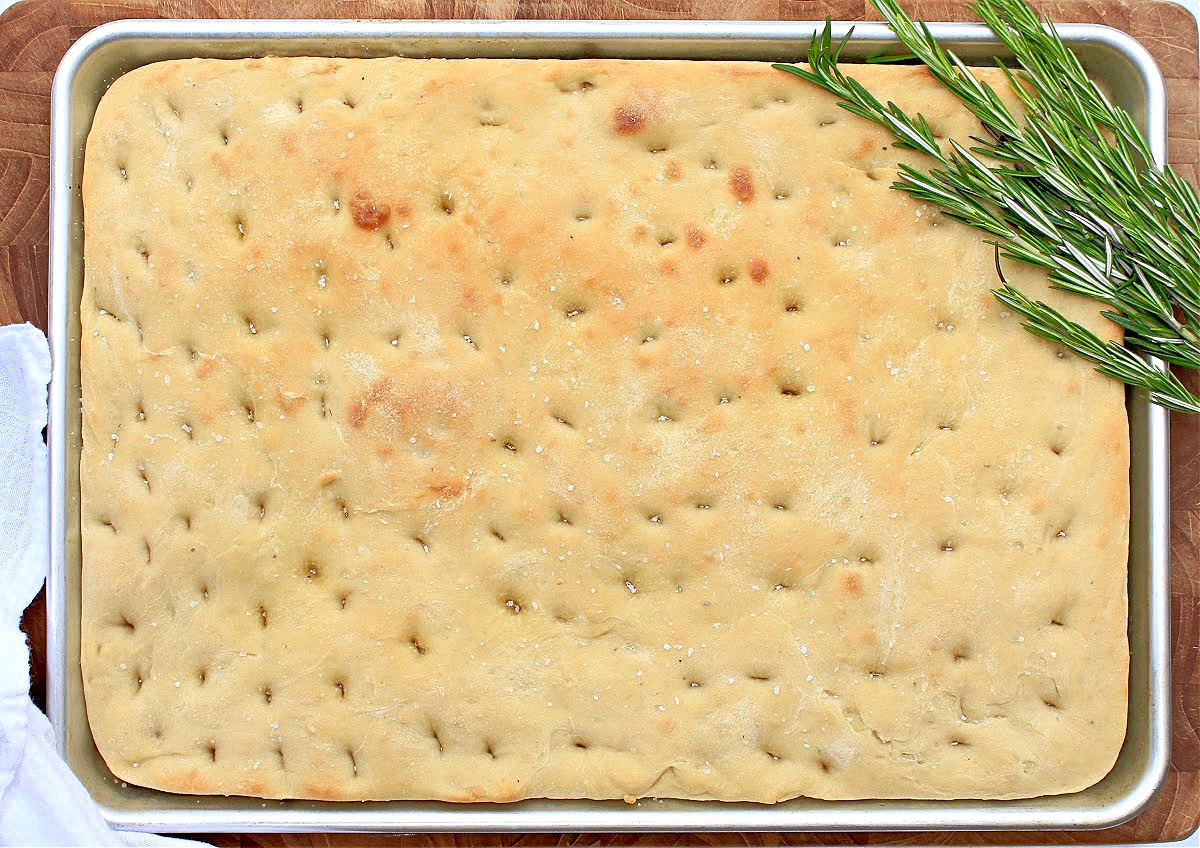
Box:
[80,56,1129,803]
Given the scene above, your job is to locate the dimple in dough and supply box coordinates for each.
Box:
[79,56,1129,803]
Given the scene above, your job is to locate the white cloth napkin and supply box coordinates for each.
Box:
[0,323,202,847]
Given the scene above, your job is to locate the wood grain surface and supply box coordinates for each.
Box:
[2,0,1197,842]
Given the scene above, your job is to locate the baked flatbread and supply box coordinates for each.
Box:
[80,57,1129,802]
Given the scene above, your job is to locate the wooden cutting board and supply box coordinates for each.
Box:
[1,0,1196,843]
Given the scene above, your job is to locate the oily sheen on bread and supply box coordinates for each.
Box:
[79,57,1129,803]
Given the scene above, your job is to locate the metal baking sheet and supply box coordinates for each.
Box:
[46,18,1171,832]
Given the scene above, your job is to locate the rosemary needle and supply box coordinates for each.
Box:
[773,0,1200,413]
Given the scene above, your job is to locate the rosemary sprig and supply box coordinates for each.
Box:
[773,0,1200,413]
[993,285,1200,412]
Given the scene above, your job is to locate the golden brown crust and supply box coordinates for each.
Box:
[80,57,1129,803]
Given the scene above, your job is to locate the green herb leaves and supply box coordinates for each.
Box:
[775,0,1200,413]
